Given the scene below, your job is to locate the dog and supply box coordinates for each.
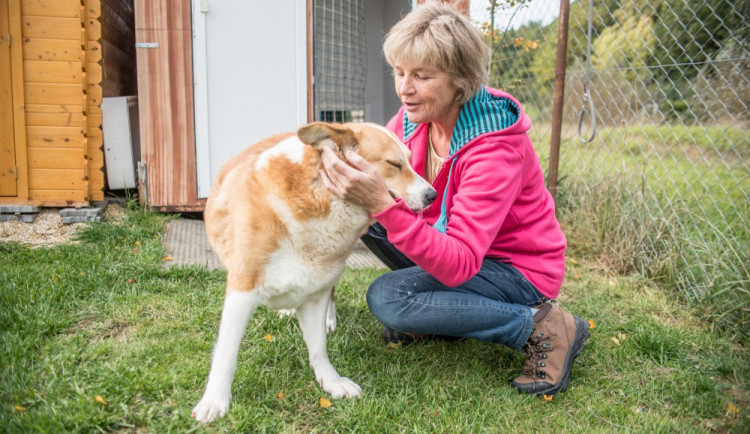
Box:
[192,122,436,423]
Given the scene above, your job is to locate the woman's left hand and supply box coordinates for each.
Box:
[319,146,395,214]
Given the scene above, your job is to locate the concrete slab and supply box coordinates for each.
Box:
[0,205,41,214]
[59,207,104,224]
[0,213,37,223]
[162,218,386,270]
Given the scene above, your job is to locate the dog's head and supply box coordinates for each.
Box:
[297,122,437,212]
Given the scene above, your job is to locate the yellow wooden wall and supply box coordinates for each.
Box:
[0,0,103,206]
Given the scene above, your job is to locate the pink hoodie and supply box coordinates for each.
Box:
[373,87,566,299]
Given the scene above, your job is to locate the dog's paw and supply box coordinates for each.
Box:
[319,375,362,399]
[192,393,231,423]
[277,309,295,318]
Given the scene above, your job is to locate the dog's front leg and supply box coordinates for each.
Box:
[193,290,260,423]
[296,288,362,399]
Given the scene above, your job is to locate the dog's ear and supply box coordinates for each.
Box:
[297,122,359,154]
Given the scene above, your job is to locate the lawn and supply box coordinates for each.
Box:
[1,206,747,432]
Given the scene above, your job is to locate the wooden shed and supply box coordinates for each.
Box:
[0,0,137,207]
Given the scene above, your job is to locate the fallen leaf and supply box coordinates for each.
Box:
[727,403,740,417]
[277,392,285,399]
[134,241,141,246]
[126,278,136,284]
[319,397,332,408]
[588,319,596,329]
[608,280,616,287]
[162,256,173,261]
[264,334,273,342]
[611,337,620,345]
[617,332,627,341]
[14,405,24,412]
[542,394,554,402]
[570,258,578,265]
[95,395,107,406]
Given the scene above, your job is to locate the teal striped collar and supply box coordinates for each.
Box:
[403,87,520,156]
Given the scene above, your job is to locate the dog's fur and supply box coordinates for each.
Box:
[192,122,436,423]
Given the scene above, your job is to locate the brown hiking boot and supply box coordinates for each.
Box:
[511,302,590,396]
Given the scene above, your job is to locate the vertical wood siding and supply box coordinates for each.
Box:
[134,0,199,211]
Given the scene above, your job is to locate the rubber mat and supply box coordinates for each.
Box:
[163,218,386,270]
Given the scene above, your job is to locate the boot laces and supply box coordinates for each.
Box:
[522,328,551,379]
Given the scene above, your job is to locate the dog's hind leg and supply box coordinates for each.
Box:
[278,288,337,333]
[326,287,337,333]
[296,287,361,399]
[192,289,261,423]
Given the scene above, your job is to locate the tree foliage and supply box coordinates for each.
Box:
[480,0,748,122]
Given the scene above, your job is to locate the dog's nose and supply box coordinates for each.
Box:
[423,188,437,206]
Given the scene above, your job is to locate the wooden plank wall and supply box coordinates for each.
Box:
[4,0,104,206]
[134,0,200,211]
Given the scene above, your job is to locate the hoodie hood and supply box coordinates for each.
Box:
[402,87,528,232]
[403,86,529,157]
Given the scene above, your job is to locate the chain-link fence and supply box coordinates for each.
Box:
[313,0,367,123]
[482,0,748,337]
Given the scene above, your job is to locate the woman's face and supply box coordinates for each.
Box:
[393,62,460,125]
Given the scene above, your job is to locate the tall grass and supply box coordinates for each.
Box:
[550,123,749,343]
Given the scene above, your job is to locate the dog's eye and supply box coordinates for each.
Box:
[386,160,403,170]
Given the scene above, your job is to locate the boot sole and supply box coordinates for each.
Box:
[518,315,591,397]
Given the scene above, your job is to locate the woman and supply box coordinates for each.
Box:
[319,1,589,397]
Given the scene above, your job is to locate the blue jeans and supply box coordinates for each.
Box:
[361,224,545,350]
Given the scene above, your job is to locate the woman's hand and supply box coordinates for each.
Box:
[319,146,395,214]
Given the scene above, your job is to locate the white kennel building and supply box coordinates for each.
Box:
[135,0,421,211]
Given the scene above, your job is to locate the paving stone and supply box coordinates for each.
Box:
[19,214,37,223]
[0,213,38,223]
[59,207,104,218]
[0,205,41,214]
[62,215,102,224]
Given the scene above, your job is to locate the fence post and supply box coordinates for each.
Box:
[547,0,571,201]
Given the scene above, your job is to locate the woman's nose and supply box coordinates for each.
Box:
[397,76,414,95]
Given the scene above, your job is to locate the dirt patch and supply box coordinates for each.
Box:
[0,204,125,248]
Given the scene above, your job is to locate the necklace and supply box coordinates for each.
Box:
[426,126,444,183]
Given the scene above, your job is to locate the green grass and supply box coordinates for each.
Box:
[528,122,750,343]
[1,207,748,432]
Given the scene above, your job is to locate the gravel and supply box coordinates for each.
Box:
[0,204,124,248]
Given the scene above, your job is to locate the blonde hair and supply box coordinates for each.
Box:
[383,1,488,105]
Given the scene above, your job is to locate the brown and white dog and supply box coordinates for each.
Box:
[192,122,436,423]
